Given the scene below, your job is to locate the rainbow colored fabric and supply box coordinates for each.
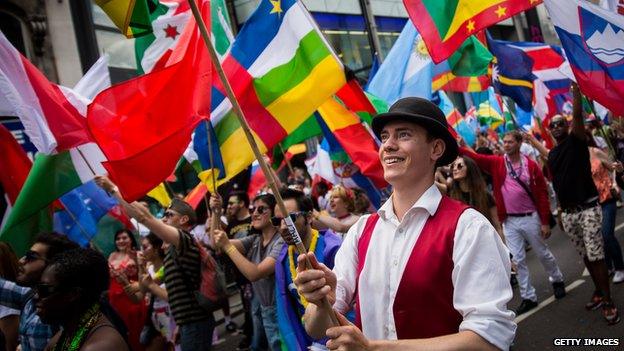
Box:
[198,0,345,190]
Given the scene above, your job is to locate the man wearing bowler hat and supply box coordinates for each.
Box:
[293,97,516,350]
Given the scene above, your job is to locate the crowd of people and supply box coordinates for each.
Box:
[0,86,623,351]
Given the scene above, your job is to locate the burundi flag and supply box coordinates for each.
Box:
[134,0,233,74]
[198,0,345,191]
[403,0,542,63]
[95,0,155,38]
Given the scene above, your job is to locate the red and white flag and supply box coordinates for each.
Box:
[0,32,92,154]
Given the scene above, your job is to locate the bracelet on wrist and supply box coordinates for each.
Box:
[225,245,237,255]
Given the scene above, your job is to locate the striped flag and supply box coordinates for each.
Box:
[436,91,476,146]
[198,0,346,191]
[404,0,542,63]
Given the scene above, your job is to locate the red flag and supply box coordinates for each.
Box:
[322,80,388,189]
[87,0,212,201]
[0,124,31,204]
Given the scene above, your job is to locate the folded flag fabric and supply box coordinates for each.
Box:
[404,0,542,63]
[95,0,155,38]
[88,0,212,201]
[544,0,624,117]
[366,21,432,103]
[134,0,233,74]
[134,0,189,74]
[0,125,52,256]
[436,91,476,146]
[0,124,53,255]
[475,87,506,130]
[198,0,345,191]
[432,34,493,92]
[147,183,172,207]
[0,32,92,154]
[54,181,118,247]
[316,98,387,190]
[306,134,383,209]
[272,78,382,169]
[487,33,536,111]
[184,182,209,209]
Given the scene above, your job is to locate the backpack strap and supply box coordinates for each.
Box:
[353,213,380,329]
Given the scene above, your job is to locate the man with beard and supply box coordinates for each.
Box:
[0,233,78,351]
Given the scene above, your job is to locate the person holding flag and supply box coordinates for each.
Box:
[293,97,515,350]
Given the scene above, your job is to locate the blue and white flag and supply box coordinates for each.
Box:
[366,22,432,103]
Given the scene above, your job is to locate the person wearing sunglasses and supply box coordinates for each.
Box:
[212,193,284,351]
[0,233,78,351]
[459,129,565,316]
[448,156,504,244]
[293,97,515,350]
[36,248,129,351]
[273,188,342,351]
[547,84,619,325]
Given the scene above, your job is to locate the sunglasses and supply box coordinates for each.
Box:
[250,206,269,215]
[23,250,47,263]
[34,283,64,299]
[452,163,464,170]
[270,212,307,227]
[550,121,565,129]
[163,211,178,218]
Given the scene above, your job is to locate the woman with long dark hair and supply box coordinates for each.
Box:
[108,229,147,351]
[449,156,505,243]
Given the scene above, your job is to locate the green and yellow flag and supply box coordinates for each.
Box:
[403,0,541,63]
[95,0,154,38]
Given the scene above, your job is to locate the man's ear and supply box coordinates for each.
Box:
[179,215,190,226]
[431,138,446,163]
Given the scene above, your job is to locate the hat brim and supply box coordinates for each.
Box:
[372,112,458,166]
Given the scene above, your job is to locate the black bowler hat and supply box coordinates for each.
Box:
[371,97,458,166]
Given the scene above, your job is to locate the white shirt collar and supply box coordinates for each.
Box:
[377,184,442,221]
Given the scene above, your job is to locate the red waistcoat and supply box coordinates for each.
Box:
[355,196,468,339]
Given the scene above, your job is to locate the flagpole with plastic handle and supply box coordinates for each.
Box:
[186,0,341,327]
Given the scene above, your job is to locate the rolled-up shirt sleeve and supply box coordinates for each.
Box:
[332,215,369,315]
[452,209,516,351]
[0,277,31,311]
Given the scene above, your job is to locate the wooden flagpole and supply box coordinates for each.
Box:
[278,144,295,175]
[186,0,340,326]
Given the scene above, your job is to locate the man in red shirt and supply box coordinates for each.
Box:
[460,130,565,315]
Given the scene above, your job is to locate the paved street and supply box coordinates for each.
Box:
[511,210,624,351]
[211,210,624,351]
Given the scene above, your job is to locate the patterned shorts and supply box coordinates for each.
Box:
[561,205,604,261]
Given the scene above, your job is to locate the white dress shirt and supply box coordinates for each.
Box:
[333,185,516,350]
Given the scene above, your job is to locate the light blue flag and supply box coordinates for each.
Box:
[366,22,432,103]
